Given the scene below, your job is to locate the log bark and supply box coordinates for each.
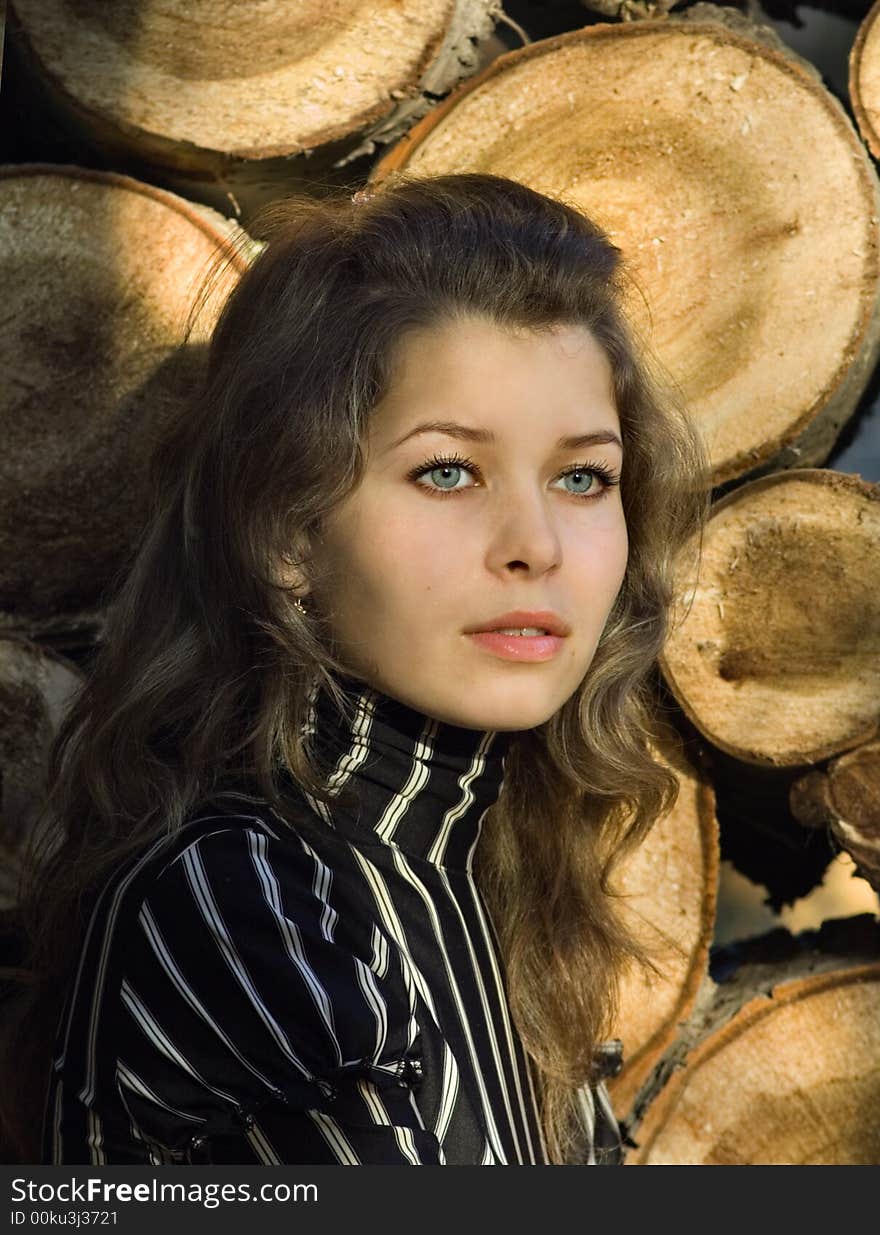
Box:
[790,739,880,895]
[578,0,682,17]
[6,0,503,223]
[0,163,253,652]
[608,731,719,1114]
[623,914,880,1164]
[658,468,880,767]
[849,0,880,161]
[370,5,880,487]
[0,636,82,912]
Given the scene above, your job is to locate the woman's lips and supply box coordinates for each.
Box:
[466,631,564,662]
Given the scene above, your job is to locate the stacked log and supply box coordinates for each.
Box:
[622,915,880,1164]
[791,741,880,897]
[608,735,719,1114]
[657,463,880,889]
[6,0,505,221]
[370,6,880,489]
[643,465,880,1161]
[658,468,880,769]
[0,164,253,651]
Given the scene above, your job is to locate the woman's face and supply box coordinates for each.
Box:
[302,314,628,733]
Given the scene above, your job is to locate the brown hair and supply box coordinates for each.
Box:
[1,171,711,1164]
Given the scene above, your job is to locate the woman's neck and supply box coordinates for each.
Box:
[283,675,513,871]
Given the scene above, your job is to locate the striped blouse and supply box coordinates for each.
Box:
[42,678,624,1165]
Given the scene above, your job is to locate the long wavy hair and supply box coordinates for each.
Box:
[1,171,711,1165]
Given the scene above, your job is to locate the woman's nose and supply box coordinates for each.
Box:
[484,487,562,577]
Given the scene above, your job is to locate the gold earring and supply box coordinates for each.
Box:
[293,596,308,614]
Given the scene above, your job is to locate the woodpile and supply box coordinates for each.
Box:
[658,468,880,769]
[0,164,252,650]
[623,915,880,1164]
[2,0,878,1165]
[608,735,719,1115]
[6,0,504,220]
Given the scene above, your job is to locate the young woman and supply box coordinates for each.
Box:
[2,172,710,1166]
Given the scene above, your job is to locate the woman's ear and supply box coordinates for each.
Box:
[275,533,312,599]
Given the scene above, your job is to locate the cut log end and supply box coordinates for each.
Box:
[0,165,250,634]
[791,740,880,894]
[624,917,880,1164]
[660,469,880,768]
[372,10,880,487]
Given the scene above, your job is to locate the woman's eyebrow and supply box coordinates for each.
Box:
[386,419,623,453]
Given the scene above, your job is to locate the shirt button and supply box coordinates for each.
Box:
[187,1135,212,1164]
[403,1057,423,1086]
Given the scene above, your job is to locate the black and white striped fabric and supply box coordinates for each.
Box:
[42,678,624,1165]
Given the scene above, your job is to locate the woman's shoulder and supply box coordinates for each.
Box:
[49,795,418,1156]
[68,793,391,1050]
[111,786,337,890]
[145,796,351,908]
[115,798,414,1102]
[120,792,375,949]
[129,792,398,992]
[147,794,299,877]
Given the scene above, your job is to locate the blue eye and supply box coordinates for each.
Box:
[406,453,475,495]
[561,468,600,497]
[407,453,621,502]
[425,462,469,491]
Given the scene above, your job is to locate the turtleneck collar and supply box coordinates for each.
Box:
[284,675,513,872]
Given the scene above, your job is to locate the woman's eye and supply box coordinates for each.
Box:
[407,454,620,501]
[408,454,478,495]
[555,467,602,498]
[423,463,473,492]
[553,462,621,499]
